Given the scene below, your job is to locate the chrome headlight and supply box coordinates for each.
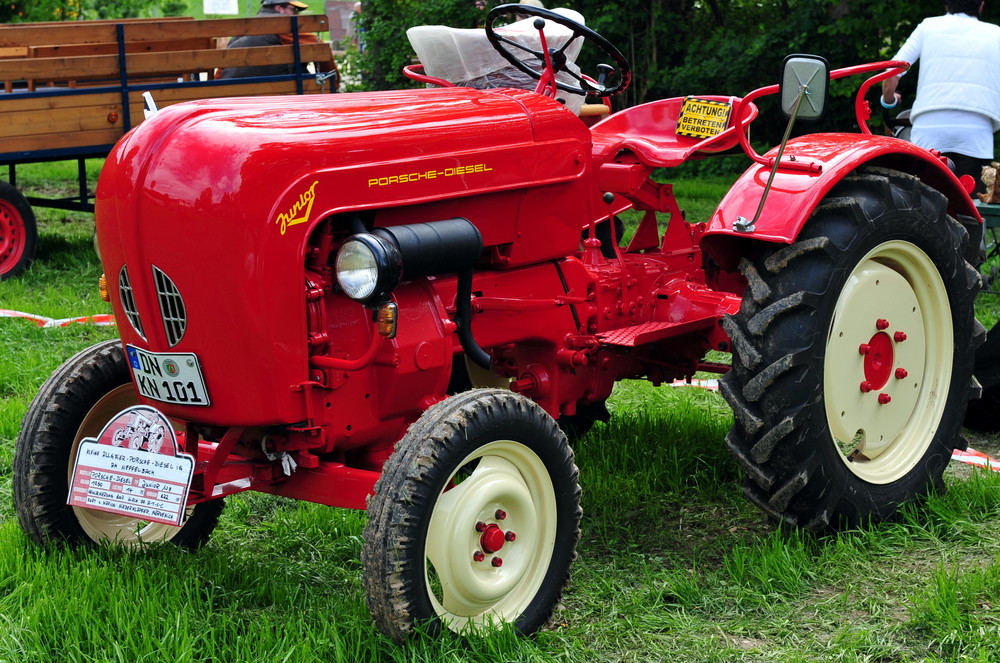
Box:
[334,233,402,305]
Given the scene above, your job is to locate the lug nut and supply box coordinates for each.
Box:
[894,331,907,342]
[878,393,892,404]
[876,319,890,330]
[495,509,507,520]
[475,522,487,532]
[491,557,503,568]
[505,531,516,542]
[860,381,873,393]
[859,344,871,355]
[895,368,908,379]
[473,551,485,562]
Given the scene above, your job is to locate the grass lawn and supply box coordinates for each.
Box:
[2,161,1000,661]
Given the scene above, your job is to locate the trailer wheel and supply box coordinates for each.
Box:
[0,181,37,280]
[362,389,581,641]
[720,167,982,531]
[13,340,224,548]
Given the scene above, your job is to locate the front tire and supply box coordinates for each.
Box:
[720,167,983,530]
[13,340,224,548]
[362,389,581,641]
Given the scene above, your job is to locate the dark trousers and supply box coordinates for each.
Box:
[943,152,993,196]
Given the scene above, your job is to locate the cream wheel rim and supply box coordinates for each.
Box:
[824,240,952,483]
[423,440,557,630]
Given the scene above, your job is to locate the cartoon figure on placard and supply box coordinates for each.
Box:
[109,410,161,451]
[146,424,166,454]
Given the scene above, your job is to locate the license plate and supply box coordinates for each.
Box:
[675,97,733,139]
[127,345,210,406]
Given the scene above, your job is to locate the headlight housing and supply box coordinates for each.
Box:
[334,233,402,305]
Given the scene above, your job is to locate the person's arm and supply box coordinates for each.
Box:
[882,75,902,107]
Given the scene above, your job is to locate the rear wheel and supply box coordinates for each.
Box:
[0,181,37,280]
[13,340,224,547]
[362,389,581,641]
[720,167,982,530]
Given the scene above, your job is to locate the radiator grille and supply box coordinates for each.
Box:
[118,267,144,339]
[153,266,186,347]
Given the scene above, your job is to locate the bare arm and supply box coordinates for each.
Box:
[882,74,901,106]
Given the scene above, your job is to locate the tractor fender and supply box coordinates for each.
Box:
[700,133,980,271]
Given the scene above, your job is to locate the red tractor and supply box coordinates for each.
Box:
[13,5,985,641]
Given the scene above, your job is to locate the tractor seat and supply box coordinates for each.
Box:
[590,96,758,167]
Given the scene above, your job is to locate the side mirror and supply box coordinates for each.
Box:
[780,54,829,121]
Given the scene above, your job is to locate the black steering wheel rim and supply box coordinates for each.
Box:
[484,4,631,97]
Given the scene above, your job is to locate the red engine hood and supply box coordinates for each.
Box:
[95,86,594,426]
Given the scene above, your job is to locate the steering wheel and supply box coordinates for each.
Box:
[484,4,631,97]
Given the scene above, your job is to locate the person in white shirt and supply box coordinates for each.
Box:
[881,1,1000,194]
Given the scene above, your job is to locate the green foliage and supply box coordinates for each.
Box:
[1,0,84,22]
[83,0,166,19]
[0,0,181,22]
[160,0,187,16]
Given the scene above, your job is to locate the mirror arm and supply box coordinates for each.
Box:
[736,84,818,232]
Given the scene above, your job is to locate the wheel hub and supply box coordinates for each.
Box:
[478,523,507,555]
[860,330,894,391]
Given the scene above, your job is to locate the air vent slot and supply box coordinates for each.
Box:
[153,266,187,347]
[118,267,144,339]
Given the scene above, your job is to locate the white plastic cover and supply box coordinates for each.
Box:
[407,9,587,113]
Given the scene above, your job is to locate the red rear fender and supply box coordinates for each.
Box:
[701,133,980,271]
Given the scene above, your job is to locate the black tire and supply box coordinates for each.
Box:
[720,167,983,531]
[0,181,37,280]
[13,340,224,548]
[362,388,581,641]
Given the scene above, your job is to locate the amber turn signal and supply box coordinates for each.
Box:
[376,301,398,339]
[98,274,110,302]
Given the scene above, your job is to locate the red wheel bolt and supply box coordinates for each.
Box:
[473,551,485,562]
[878,393,892,404]
[894,331,907,342]
[505,531,516,542]
[491,557,503,568]
[475,522,487,532]
[895,368,908,379]
[859,344,871,355]
[860,381,873,393]
[495,509,507,520]
[876,319,890,330]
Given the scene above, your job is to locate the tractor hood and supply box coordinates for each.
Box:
[94,86,593,426]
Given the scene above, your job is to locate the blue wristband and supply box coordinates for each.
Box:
[880,96,898,109]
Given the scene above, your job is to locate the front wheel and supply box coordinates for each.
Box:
[362,389,581,641]
[720,167,983,530]
[13,340,224,547]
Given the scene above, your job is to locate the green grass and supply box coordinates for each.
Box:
[3,161,1000,661]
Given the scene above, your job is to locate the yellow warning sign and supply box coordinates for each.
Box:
[676,97,733,139]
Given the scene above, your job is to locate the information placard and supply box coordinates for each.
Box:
[68,405,194,527]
